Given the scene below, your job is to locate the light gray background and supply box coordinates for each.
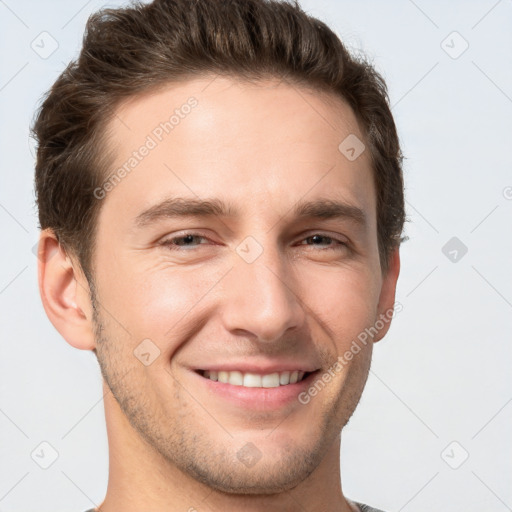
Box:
[1,0,511,511]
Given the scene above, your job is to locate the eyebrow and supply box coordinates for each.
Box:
[134,196,367,229]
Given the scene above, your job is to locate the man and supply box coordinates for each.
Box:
[32,0,405,510]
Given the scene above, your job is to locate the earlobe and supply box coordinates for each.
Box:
[373,247,401,343]
[37,229,96,351]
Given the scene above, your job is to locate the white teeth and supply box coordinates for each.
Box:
[261,373,280,388]
[202,369,309,387]
[279,371,290,385]
[228,371,243,386]
[243,373,262,387]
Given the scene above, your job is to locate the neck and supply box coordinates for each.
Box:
[97,383,358,512]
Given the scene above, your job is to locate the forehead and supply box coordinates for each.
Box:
[100,75,375,227]
[109,75,365,152]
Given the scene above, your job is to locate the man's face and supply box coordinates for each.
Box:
[90,76,393,493]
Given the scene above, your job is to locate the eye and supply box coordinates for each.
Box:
[298,233,348,251]
[160,232,210,250]
[159,232,348,252]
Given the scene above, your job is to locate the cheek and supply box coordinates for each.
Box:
[96,247,382,358]
[97,258,227,348]
[301,265,381,348]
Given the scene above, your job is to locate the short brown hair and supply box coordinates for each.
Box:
[31,0,405,286]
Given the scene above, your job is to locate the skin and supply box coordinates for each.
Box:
[38,75,400,512]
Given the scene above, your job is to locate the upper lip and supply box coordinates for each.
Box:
[193,362,320,374]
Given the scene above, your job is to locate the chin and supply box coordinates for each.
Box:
[185,452,319,495]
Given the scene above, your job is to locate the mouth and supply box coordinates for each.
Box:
[191,367,321,411]
[195,369,313,388]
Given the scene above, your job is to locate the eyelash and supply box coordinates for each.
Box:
[159,232,348,251]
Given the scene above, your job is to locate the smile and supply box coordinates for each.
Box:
[197,369,310,388]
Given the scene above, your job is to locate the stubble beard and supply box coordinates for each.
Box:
[90,288,371,496]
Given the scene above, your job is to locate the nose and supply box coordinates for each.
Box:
[219,240,306,343]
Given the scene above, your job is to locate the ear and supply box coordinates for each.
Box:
[373,247,401,343]
[37,228,96,350]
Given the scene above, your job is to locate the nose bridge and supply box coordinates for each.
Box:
[221,234,305,342]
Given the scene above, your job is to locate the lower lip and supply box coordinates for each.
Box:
[190,370,320,411]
